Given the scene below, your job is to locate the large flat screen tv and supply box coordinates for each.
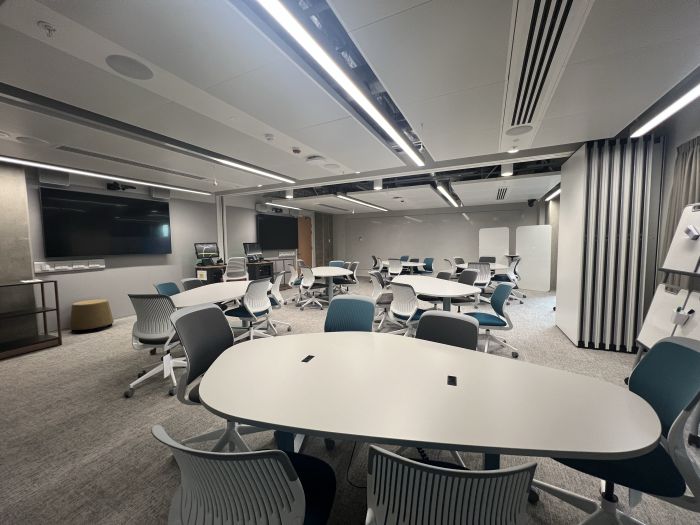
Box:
[256,214,298,250]
[40,187,172,257]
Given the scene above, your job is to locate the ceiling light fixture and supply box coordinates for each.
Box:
[0,155,211,196]
[507,146,519,154]
[256,0,424,167]
[403,215,423,223]
[285,189,294,199]
[373,179,382,191]
[265,201,301,210]
[436,184,459,208]
[631,82,700,137]
[336,194,388,211]
[545,188,561,202]
[501,163,514,177]
[462,212,470,221]
[214,157,295,184]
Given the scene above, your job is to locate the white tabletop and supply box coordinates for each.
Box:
[312,266,353,278]
[456,262,508,271]
[171,281,250,308]
[392,275,480,298]
[382,260,424,267]
[199,333,660,460]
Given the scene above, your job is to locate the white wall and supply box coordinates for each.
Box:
[26,174,217,328]
[333,204,538,275]
[555,146,587,344]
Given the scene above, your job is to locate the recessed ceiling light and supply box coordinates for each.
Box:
[323,163,339,169]
[0,155,211,195]
[461,213,470,221]
[545,188,561,202]
[631,82,700,137]
[373,179,382,191]
[257,184,263,187]
[501,163,514,177]
[336,194,388,211]
[435,184,459,208]
[15,136,52,146]
[505,125,533,136]
[213,157,295,184]
[285,189,294,199]
[507,146,519,154]
[105,54,154,80]
[256,0,424,167]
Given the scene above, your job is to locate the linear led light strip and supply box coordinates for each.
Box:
[631,82,700,137]
[256,0,425,167]
[215,157,295,183]
[336,194,388,211]
[0,155,212,196]
[436,184,459,208]
[265,201,301,210]
[545,188,561,202]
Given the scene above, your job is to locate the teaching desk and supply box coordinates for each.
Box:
[199,333,660,468]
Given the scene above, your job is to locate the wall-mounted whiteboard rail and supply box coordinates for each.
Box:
[516,225,551,291]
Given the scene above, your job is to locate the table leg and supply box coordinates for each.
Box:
[442,297,452,311]
[327,276,334,302]
[275,431,306,453]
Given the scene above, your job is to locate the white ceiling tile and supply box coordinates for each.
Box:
[453,175,560,206]
[329,0,430,31]
[348,185,447,210]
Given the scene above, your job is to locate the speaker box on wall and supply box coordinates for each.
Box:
[39,171,70,187]
[150,187,170,200]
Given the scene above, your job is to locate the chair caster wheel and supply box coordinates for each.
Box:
[511,351,519,359]
[528,489,539,504]
[624,376,629,385]
[300,307,304,311]
[324,438,336,451]
[149,348,157,355]
[124,388,134,398]
[137,370,146,378]
[168,387,176,396]
[287,326,292,332]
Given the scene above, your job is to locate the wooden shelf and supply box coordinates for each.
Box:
[0,334,61,359]
[0,306,57,320]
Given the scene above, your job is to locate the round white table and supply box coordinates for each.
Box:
[392,275,480,310]
[171,281,250,308]
[456,262,509,272]
[382,260,425,273]
[311,266,353,302]
[199,332,660,465]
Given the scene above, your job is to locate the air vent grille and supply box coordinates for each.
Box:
[56,145,206,180]
[496,187,508,200]
[511,0,573,126]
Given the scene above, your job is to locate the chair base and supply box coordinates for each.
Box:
[532,479,646,525]
[183,421,267,452]
[299,295,327,310]
[268,319,292,335]
[482,330,519,359]
[234,326,273,343]
[125,356,186,398]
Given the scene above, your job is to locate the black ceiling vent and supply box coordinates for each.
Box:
[56,145,206,180]
[511,0,574,126]
[496,187,508,200]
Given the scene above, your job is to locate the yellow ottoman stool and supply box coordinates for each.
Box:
[71,299,113,333]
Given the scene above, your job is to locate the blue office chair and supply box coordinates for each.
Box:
[328,260,345,267]
[417,257,434,274]
[154,281,180,296]
[464,282,519,358]
[533,337,700,522]
[399,255,409,262]
[324,296,375,333]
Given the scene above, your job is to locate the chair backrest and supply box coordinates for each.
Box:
[371,255,379,270]
[436,271,452,280]
[367,446,536,525]
[479,256,496,263]
[453,256,465,265]
[152,425,306,524]
[170,304,233,399]
[458,268,479,286]
[270,272,285,307]
[342,261,352,270]
[400,255,410,262]
[243,278,272,317]
[388,258,403,276]
[416,311,479,350]
[511,256,522,277]
[329,260,344,267]
[154,281,180,296]
[180,278,204,291]
[369,271,384,300]
[629,337,700,438]
[300,266,316,287]
[389,282,418,319]
[297,258,308,268]
[224,257,248,281]
[129,294,176,340]
[409,257,419,263]
[287,264,299,283]
[324,296,375,333]
[422,257,434,272]
[490,282,515,318]
[443,258,456,277]
[468,262,492,283]
[349,261,359,282]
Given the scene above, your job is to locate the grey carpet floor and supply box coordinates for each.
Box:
[0,280,696,524]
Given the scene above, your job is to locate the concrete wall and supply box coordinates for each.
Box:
[25,173,217,328]
[332,203,539,275]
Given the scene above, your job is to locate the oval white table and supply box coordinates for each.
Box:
[199,332,660,469]
[311,266,353,302]
[456,262,509,272]
[392,275,480,310]
[382,260,425,273]
[171,280,272,309]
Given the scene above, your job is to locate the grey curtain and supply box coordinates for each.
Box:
[662,136,700,287]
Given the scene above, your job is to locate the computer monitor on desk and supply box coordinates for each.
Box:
[194,242,219,266]
[243,242,263,262]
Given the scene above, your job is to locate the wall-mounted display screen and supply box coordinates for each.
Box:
[256,214,298,250]
[40,187,172,257]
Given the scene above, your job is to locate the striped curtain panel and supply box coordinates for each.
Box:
[578,138,660,352]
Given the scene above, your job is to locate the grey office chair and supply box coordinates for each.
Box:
[180,278,204,291]
[465,282,519,358]
[369,270,393,330]
[125,294,185,398]
[453,256,466,276]
[268,272,292,335]
[153,425,336,525]
[479,256,497,263]
[387,258,403,281]
[223,256,248,281]
[366,446,536,525]
[298,266,327,310]
[170,304,266,452]
[443,258,456,279]
[224,278,273,342]
[387,282,425,336]
[451,269,479,312]
[468,261,493,307]
[492,256,526,304]
[416,310,479,350]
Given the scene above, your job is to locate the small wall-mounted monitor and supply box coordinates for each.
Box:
[243,242,262,256]
[194,242,219,259]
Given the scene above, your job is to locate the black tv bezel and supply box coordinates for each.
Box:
[194,242,220,259]
[256,213,298,250]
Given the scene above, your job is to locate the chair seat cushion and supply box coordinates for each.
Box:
[465,312,507,327]
[224,305,268,319]
[376,292,393,305]
[137,335,169,345]
[491,274,513,282]
[394,308,427,321]
[291,278,302,285]
[284,451,336,525]
[557,445,686,498]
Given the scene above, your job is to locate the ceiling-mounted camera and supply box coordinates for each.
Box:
[527,199,536,207]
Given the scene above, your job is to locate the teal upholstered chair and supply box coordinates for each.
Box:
[328,260,344,267]
[417,257,434,274]
[464,282,519,358]
[324,296,375,333]
[533,337,700,522]
[154,281,180,297]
